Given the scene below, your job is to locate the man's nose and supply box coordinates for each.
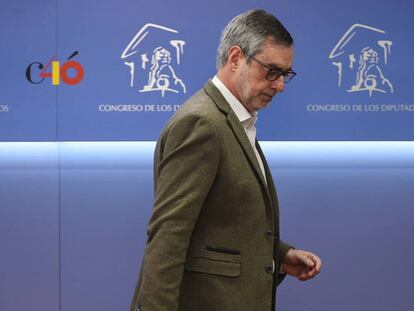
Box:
[270,76,285,92]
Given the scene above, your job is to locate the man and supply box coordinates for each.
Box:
[131,9,321,311]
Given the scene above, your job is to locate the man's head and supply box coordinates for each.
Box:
[216,9,295,113]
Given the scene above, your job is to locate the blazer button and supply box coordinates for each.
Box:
[265,229,274,239]
[265,263,274,274]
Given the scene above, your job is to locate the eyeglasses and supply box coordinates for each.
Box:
[248,55,296,83]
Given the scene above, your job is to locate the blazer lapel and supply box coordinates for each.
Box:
[204,81,270,199]
[255,140,279,226]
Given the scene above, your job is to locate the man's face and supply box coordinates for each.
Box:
[234,39,293,113]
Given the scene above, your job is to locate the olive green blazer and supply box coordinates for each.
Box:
[130,81,292,311]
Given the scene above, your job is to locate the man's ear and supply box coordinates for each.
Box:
[227,46,244,72]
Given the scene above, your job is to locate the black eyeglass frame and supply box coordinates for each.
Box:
[248,54,297,83]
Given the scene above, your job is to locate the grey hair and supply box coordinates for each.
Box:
[216,9,293,69]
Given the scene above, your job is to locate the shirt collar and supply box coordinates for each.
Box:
[212,75,257,126]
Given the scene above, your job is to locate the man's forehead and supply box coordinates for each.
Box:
[257,41,294,69]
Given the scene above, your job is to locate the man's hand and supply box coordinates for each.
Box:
[281,249,322,281]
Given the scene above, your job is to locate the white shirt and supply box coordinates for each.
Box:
[212,76,267,183]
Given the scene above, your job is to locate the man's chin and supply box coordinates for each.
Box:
[261,96,273,106]
[252,101,270,112]
[261,93,275,102]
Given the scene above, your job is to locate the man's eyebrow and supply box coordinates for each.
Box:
[268,63,292,72]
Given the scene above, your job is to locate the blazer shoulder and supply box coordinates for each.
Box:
[165,87,226,132]
[156,89,222,162]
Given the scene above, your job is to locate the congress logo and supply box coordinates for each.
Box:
[121,23,186,97]
[329,24,393,97]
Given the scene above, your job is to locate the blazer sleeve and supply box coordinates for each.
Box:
[131,113,220,311]
[276,240,294,286]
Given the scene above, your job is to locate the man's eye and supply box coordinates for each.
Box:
[269,70,280,77]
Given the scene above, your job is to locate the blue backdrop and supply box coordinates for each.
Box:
[1,1,414,311]
[1,0,413,141]
[1,142,414,311]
